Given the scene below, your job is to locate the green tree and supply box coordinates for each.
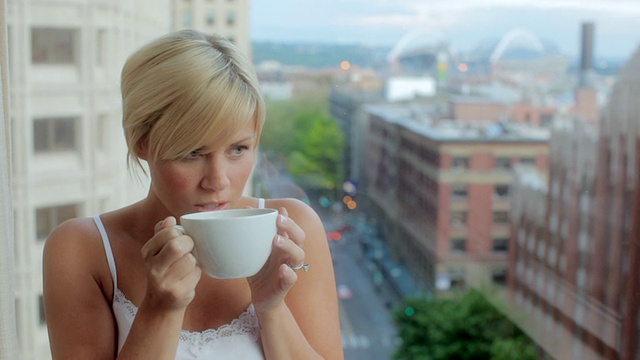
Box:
[490,337,538,360]
[288,110,344,191]
[260,96,345,197]
[393,290,538,360]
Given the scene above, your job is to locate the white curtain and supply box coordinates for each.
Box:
[0,0,19,358]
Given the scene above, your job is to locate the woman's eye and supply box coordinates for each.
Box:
[185,150,202,159]
[231,146,248,156]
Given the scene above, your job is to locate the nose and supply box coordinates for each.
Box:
[200,156,231,192]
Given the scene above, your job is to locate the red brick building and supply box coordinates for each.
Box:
[363,107,550,293]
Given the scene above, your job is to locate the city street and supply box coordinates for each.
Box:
[325,212,399,360]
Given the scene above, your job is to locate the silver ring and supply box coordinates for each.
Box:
[291,263,310,272]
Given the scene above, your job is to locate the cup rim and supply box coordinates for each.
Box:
[180,208,278,221]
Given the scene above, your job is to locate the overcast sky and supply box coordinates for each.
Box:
[250,0,640,59]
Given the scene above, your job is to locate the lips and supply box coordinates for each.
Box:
[194,202,229,212]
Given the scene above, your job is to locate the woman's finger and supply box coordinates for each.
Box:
[274,234,305,269]
[164,252,199,283]
[277,208,305,247]
[142,217,178,259]
[279,263,298,292]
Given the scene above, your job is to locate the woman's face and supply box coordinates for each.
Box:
[146,119,258,217]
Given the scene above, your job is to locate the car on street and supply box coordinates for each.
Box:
[337,284,353,300]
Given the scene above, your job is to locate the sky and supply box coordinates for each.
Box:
[250,0,640,59]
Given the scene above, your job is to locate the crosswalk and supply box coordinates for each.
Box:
[342,334,371,349]
[342,333,400,350]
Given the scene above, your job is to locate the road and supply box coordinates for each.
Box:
[326,215,399,360]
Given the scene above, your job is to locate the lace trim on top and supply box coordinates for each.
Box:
[114,288,260,352]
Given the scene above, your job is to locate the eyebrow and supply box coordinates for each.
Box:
[197,135,256,151]
[233,135,257,144]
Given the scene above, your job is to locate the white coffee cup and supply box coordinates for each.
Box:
[177,208,278,279]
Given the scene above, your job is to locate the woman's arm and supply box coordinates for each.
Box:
[43,218,120,359]
[250,199,344,359]
[43,217,201,360]
[118,216,202,359]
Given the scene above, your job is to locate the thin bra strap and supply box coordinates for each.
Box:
[258,198,265,209]
[93,215,118,300]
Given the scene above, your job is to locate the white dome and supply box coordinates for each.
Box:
[387,29,449,62]
[490,27,546,63]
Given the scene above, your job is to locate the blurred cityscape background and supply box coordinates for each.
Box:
[6,0,640,359]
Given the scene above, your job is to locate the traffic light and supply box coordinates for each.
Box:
[404,306,415,317]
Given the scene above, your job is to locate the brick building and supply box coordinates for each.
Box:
[363,106,550,293]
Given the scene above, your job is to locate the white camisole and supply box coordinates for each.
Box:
[93,199,266,359]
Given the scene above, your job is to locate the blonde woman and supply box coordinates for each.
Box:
[43,30,343,360]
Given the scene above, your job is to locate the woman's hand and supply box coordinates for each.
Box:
[140,216,202,312]
[248,207,306,313]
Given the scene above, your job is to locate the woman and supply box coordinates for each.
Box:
[43,29,343,359]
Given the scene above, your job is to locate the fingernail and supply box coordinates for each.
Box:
[279,215,287,225]
[276,235,284,244]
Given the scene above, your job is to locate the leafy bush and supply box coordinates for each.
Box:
[393,290,538,360]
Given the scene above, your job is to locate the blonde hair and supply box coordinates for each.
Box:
[121,29,265,173]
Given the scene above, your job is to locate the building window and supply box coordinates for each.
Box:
[31,27,78,64]
[493,211,509,225]
[452,156,469,170]
[451,184,467,199]
[492,237,509,253]
[96,29,107,66]
[96,114,108,151]
[33,117,77,153]
[226,11,236,26]
[491,268,508,286]
[450,238,466,253]
[540,114,553,127]
[494,184,510,198]
[449,268,466,291]
[519,157,536,166]
[36,204,78,240]
[495,157,511,169]
[206,10,215,26]
[450,211,467,227]
[183,9,193,27]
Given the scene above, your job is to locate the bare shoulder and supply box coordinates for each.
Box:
[265,198,322,229]
[43,216,111,301]
[44,217,102,263]
[44,216,118,358]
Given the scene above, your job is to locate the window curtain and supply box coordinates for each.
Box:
[0,0,19,358]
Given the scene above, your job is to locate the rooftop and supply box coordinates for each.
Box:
[366,103,551,143]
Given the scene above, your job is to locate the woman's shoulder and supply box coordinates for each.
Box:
[45,216,100,247]
[43,216,106,274]
[265,198,321,222]
[43,215,115,301]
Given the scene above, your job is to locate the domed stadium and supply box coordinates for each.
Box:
[386,28,451,76]
[479,27,571,77]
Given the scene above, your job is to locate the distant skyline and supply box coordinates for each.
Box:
[250,0,640,59]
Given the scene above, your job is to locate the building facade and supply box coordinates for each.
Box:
[363,106,550,294]
[172,0,251,60]
[7,1,171,358]
[508,47,640,359]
